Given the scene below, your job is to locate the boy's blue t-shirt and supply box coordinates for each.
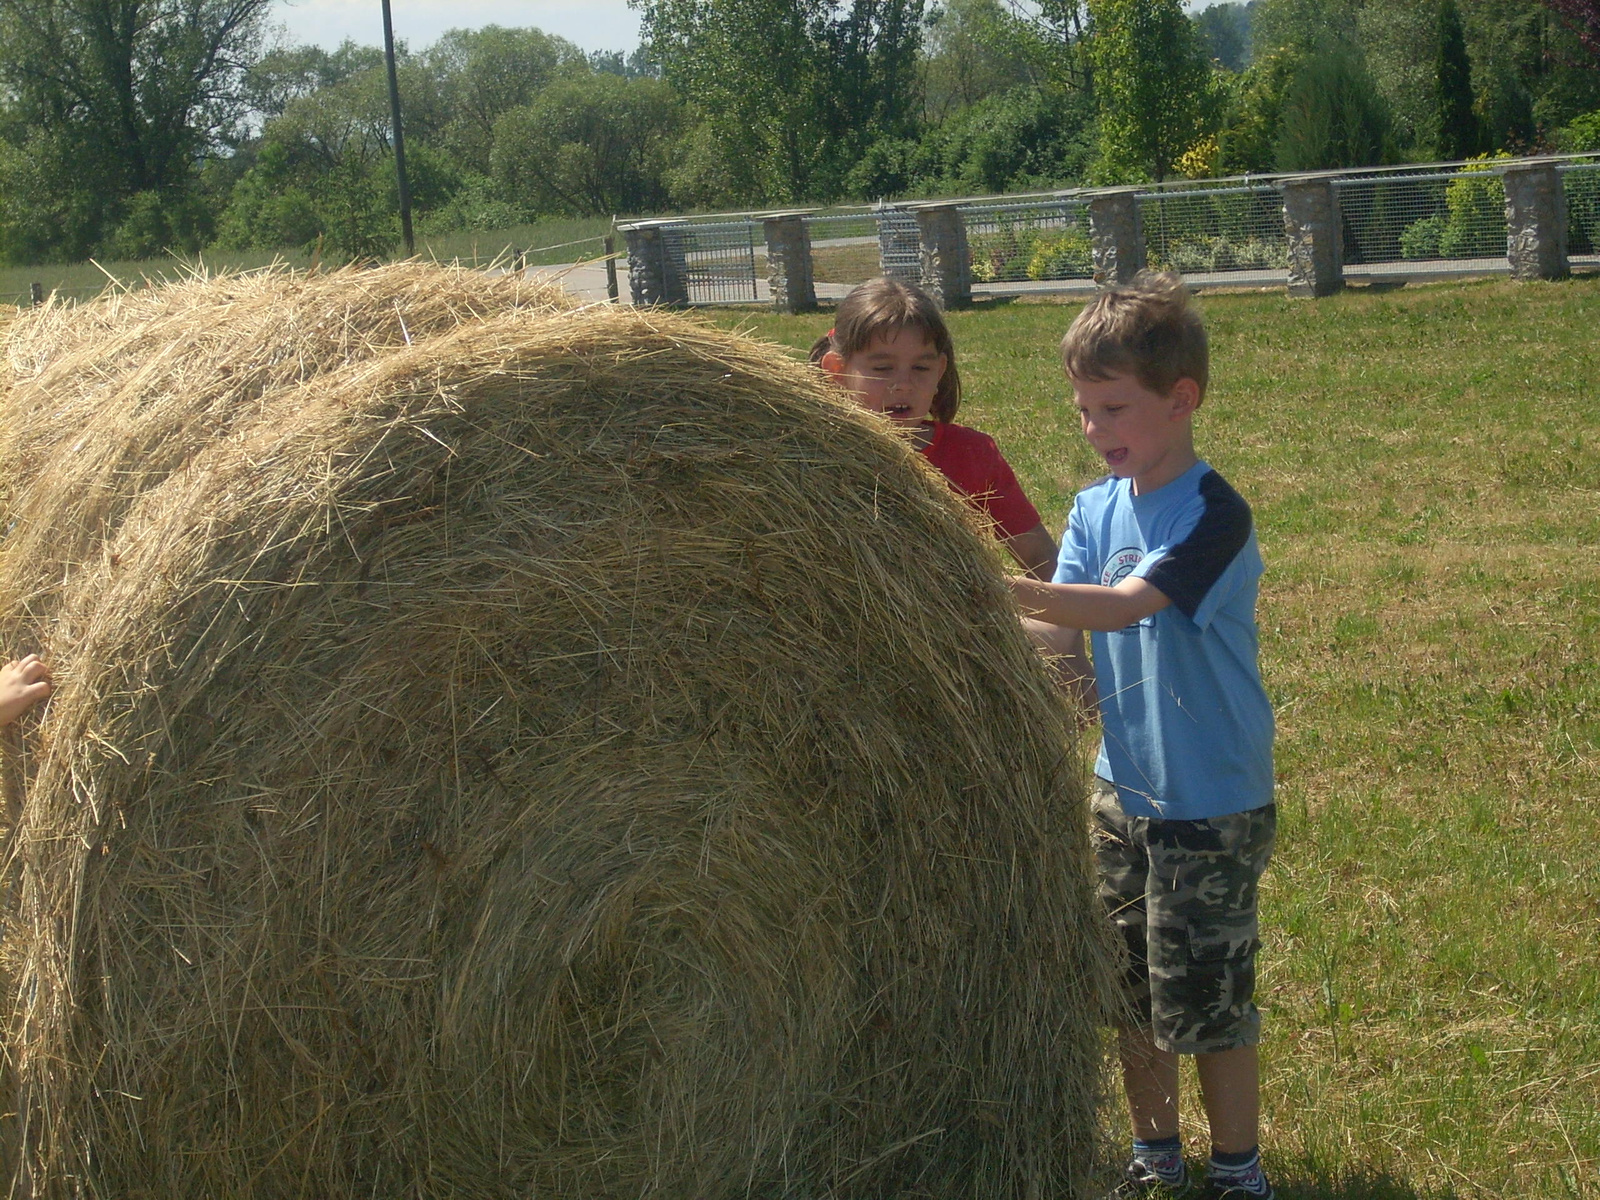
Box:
[1054,460,1274,820]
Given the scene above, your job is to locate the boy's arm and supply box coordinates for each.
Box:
[1020,618,1096,717]
[1003,522,1060,582]
[1010,575,1171,632]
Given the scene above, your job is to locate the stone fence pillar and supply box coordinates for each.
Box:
[761,212,818,314]
[913,203,972,309]
[1087,189,1146,285]
[619,220,689,307]
[1281,176,1344,298]
[1503,161,1569,281]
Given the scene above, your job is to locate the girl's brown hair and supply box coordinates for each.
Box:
[807,277,962,422]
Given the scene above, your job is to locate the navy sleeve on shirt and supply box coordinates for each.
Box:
[1142,470,1253,621]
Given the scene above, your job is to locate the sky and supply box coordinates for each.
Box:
[266,1,642,55]
[265,1,1211,59]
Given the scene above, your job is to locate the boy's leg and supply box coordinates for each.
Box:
[1119,1025,1180,1141]
[1194,1044,1259,1154]
[1139,805,1276,1199]
[1091,784,1190,1194]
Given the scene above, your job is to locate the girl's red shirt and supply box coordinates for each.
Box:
[920,421,1042,539]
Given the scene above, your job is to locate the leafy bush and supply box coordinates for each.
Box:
[968,222,1093,282]
[1155,235,1281,272]
[417,173,533,234]
[101,190,214,260]
[1563,165,1600,255]
[1392,155,1510,261]
[1027,227,1094,278]
[1438,154,1508,258]
[916,86,1096,197]
[1398,214,1446,259]
[1557,111,1600,154]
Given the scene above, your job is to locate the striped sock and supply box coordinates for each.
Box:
[1209,1146,1274,1197]
[1132,1135,1186,1187]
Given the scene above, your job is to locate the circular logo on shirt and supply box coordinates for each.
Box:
[1102,547,1143,587]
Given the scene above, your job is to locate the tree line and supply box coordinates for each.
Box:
[1,0,1597,267]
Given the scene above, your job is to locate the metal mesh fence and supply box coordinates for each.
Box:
[663,220,760,304]
[804,212,883,288]
[1562,162,1600,265]
[1138,184,1287,279]
[963,198,1093,284]
[1335,166,1505,271]
[806,212,879,242]
[875,208,922,282]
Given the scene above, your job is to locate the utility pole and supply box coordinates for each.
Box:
[381,0,415,256]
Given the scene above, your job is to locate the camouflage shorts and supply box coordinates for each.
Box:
[1090,780,1276,1055]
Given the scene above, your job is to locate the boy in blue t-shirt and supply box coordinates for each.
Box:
[1011,273,1276,1200]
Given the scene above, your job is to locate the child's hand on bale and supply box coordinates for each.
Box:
[0,654,51,726]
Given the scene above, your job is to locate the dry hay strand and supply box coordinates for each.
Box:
[0,261,569,642]
[2,288,1114,1199]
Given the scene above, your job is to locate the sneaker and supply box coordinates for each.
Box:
[1106,1157,1193,1198]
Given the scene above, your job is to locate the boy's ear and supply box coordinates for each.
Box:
[820,349,846,380]
[1169,376,1202,417]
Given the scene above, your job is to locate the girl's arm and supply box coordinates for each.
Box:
[1010,576,1171,632]
[1003,522,1059,582]
[0,654,51,726]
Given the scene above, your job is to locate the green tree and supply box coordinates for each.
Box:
[1027,0,1094,92]
[1274,40,1393,170]
[921,0,1042,121]
[1088,0,1218,182]
[491,74,682,215]
[1540,0,1600,58]
[634,0,925,204]
[0,0,273,261]
[423,26,589,175]
[215,66,403,258]
[1436,0,1480,159]
[1216,44,1301,172]
[243,41,386,121]
[1194,2,1253,71]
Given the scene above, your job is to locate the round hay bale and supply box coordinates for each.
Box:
[2,280,1112,1199]
[0,263,567,637]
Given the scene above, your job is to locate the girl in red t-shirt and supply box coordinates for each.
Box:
[810,278,1058,579]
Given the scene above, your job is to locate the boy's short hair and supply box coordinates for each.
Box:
[1060,271,1208,398]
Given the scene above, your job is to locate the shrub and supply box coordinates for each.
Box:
[968,221,1093,282]
[1398,214,1446,260]
[1027,227,1094,279]
[1156,235,1281,273]
[1438,153,1508,259]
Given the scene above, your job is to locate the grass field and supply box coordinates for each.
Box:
[0,216,615,308]
[712,277,1600,1199]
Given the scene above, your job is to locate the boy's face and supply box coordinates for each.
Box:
[1072,371,1200,495]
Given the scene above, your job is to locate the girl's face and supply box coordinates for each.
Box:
[824,328,948,426]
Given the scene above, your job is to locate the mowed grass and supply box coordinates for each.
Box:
[714,276,1600,1199]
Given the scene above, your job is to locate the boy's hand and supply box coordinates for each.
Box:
[0,654,52,726]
